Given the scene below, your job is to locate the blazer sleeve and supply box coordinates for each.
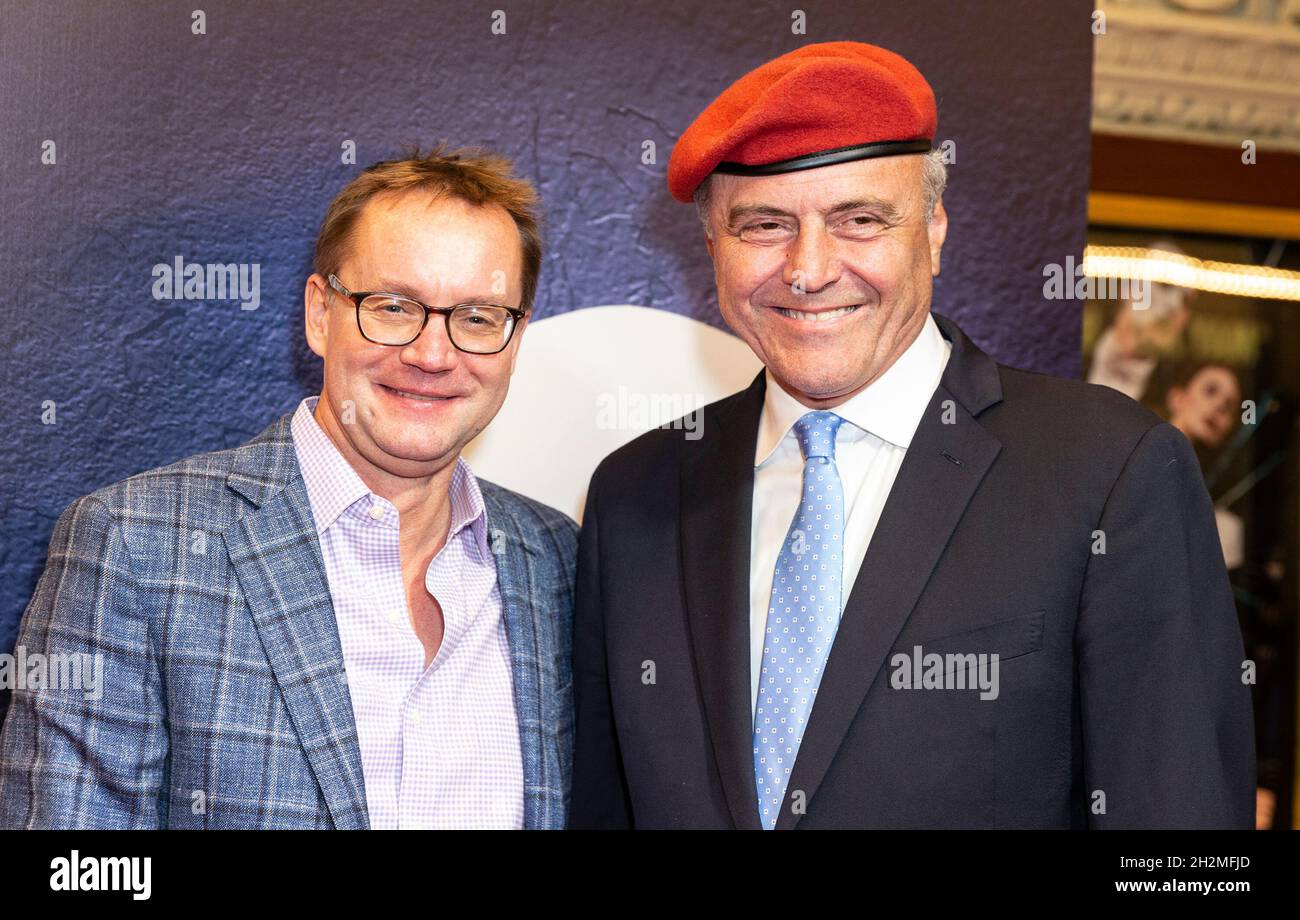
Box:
[0,495,169,829]
[1076,421,1255,828]
[569,470,634,828]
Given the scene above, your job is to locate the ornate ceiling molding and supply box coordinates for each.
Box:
[1093,0,1300,152]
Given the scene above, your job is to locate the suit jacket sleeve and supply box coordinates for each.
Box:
[569,470,634,828]
[1076,421,1255,828]
[0,495,169,828]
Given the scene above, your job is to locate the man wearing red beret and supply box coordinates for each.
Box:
[570,41,1254,829]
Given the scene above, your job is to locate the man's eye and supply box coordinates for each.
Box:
[740,221,791,239]
[845,215,879,227]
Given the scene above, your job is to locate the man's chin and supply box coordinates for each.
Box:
[366,427,463,470]
[768,361,870,405]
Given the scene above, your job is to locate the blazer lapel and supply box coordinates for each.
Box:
[481,489,560,831]
[777,312,1004,828]
[222,417,370,830]
[680,374,766,830]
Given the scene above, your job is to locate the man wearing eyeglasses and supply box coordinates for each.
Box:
[0,146,576,829]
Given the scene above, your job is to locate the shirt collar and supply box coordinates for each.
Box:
[290,396,488,548]
[446,452,490,549]
[292,396,370,532]
[754,310,953,466]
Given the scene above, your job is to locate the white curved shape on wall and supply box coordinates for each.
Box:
[464,305,762,521]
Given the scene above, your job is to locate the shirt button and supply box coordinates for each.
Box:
[410,711,423,727]
[368,504,385,521]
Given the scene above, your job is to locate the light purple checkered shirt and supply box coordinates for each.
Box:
[290,397,524,829]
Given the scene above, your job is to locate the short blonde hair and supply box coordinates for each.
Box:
[313,144,542,310]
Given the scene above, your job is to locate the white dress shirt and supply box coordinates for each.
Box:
[749,312,952,713]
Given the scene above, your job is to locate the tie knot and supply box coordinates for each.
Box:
[792,411,842,461]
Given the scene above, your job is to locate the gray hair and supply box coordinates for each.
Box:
[693,148,948,238]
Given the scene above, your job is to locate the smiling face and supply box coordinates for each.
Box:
[304,188,526,483]
[702,154,947,408]
[1167,365,1241,449]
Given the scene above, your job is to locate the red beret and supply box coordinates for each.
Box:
[667,41,937,203]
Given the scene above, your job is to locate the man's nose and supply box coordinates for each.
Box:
[398,313,459,373]
[782,225,841,294]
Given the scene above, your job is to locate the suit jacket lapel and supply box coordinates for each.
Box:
[223,417,370,830]
[680,373,766,830]
[777,312,1004,828]
[481,488,560,831]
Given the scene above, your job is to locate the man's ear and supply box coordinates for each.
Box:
[927,199,948,277]
[304,273,330,359]
[705,234,715,259]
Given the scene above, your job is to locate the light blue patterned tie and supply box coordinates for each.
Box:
[753,410,845,830]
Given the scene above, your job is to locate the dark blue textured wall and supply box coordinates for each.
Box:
[0,0,1093,656]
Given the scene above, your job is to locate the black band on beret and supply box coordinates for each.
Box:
[713,138,933,177]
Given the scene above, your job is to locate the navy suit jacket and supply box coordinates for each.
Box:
[571,311,1255,829]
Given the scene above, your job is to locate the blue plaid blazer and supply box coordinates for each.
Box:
[0,413,577,829]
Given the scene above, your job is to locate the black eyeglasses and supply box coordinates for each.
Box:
[327,274,526,355]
